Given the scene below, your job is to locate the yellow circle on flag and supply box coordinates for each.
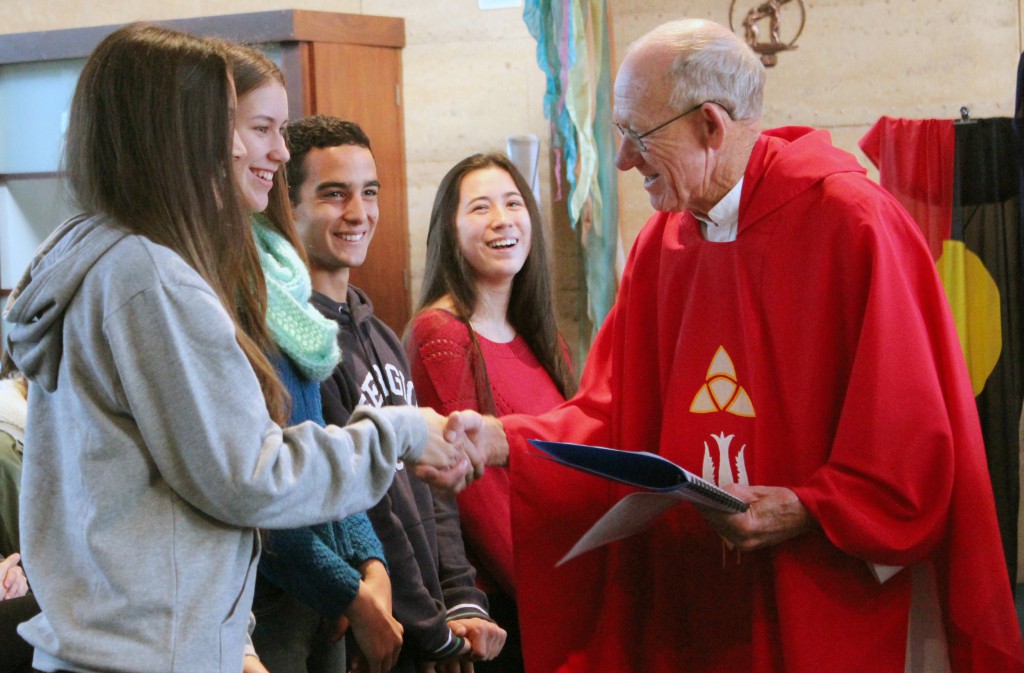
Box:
[936,239,1002,395]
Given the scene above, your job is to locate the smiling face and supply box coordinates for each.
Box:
[613,49,711,215]
[292,144,380,274]
[455,166,532,290]
[233,82,290,212]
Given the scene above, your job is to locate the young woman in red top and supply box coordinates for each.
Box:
[406,153,576,673]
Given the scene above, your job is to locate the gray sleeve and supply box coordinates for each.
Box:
[245,612,257,658]
[103,280,427,529]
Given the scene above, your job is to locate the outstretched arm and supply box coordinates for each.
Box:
[106,283,465,531]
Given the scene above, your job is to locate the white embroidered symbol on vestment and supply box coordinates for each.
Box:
[701,432,749,488]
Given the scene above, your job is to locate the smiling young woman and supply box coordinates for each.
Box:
[221,42,409,673]
[405,152,577,673]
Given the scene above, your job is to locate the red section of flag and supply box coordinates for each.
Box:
[860,117,955,259]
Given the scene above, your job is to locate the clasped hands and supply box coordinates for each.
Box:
[409,409,508,494]
[416,618,508,673]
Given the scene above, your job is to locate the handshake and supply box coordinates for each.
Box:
[409,408,509,493]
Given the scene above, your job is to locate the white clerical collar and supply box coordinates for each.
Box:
[695,177,743,243]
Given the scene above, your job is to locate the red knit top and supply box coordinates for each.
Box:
[406,308,566,595]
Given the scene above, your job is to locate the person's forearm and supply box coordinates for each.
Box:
[358,558,392,610]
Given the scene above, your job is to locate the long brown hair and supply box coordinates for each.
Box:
[417,153,576,412]
[63,23,288,422]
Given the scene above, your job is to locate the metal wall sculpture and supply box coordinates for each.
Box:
[729,0,806,66]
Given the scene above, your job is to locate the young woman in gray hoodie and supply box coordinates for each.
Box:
[2,24,472,673]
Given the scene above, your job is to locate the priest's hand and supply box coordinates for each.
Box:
[698,484,816,552]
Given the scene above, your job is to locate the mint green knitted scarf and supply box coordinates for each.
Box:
[252,215,340,382]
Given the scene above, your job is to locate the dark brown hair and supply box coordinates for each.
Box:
[63,23,287,422]
[417,153,576,412]
[284,116,372,205]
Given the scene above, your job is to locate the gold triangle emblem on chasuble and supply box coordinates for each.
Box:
[689,346,755,417]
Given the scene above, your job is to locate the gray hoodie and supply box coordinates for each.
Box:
[4,215,426,673]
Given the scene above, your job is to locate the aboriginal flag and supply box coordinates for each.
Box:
[861,115,1023,584]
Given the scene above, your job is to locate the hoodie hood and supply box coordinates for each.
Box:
[308,285,375,329]
[4,214,129,392]
[345,285,375,327]
[739,127,867,231]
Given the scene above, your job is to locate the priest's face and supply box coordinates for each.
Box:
[613,49,716,215]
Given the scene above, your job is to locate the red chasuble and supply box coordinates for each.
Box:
[504,127,1024,673]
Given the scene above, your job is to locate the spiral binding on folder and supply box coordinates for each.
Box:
[685,474,749,512]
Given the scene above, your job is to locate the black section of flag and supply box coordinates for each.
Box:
[954,118,1023,583]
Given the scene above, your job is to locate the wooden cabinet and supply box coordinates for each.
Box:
[300,40,411,334]
[0,9,411,333]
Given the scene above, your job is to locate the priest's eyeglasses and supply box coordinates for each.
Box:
[615,100,735,153]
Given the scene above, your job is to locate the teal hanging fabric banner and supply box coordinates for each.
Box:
[523,0,620,337]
